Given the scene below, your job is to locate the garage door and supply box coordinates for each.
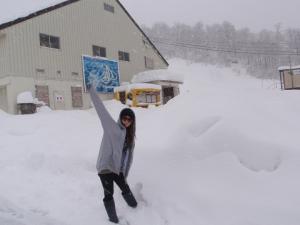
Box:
[35,85,50,106]
[71,87,83,108]
[0,86,8,112]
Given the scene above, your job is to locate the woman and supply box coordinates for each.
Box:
[89,86,138,224]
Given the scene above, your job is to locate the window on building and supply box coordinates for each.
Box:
[119,51,130,62]
[36,68,45,73]
[104,3,115,13]
[137,93,157,104]
[144,56,154,69]
[72,72,79,76]
[39,33,60,49]
[93,45,107,57]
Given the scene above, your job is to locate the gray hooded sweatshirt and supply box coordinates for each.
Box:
[90,88,134,178]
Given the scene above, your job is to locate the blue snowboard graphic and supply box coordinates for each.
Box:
[82,55,120,93]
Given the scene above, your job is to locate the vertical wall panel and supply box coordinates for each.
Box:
[0,0,168,113]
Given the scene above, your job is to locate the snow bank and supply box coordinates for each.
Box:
[36,106,52,113]
[0,109,8,115]
[1,59,300,225]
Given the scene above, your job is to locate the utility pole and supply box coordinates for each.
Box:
[289,56,294,89]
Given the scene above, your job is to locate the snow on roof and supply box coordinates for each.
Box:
[114,83,161,93]
[17,92,35,104]
[131,69,184,84]
[278,65,300,71]
[0,0,66,26]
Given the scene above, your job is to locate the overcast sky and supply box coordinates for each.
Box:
[121,0,300,32]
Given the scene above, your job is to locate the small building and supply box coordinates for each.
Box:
[0,0,168,114]
[278,65,300,90]
[17,92,37,114]
[114,83,161,108]
[131,70,184,104]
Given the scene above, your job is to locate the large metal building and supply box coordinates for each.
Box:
[0,0,168,114]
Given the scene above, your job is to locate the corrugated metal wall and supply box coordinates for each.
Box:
[0,0,168,113]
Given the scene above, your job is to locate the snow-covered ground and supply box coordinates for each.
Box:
[1,59,300,225]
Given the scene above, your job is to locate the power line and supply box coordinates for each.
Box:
[152,37,292,52]
[150,38,300,56]
[151,37,296,53]
[148,34,300,49]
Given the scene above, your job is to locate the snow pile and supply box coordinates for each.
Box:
[1,59,300,225]
[278,65,300,71]
[17,91,35,104]
[17,91,46,106]
[37,106,52,113]
[0,109,7,115]
[0,0,66,26]
[131,69,184,83]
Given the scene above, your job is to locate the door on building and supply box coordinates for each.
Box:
[71,87,83,108]
[53,91,65,110]
[119,91,126,104]
[162,86,174,104]
[35,85,50,106]
[0,86,8,112]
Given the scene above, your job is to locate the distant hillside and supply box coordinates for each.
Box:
[143,22,300,78]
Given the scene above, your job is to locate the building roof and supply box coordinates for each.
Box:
[114,83,161,93]
[0,0,168,66]
[132,69,184,84]
[0,0,72,26]
[278,65,300,71]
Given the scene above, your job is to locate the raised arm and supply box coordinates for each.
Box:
[89,87,117,131]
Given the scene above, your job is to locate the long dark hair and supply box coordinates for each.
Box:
[120,108,136,147]
[126,121,135,148]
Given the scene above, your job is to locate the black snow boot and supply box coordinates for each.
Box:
[104,199,119,223]
[122,191,138,208]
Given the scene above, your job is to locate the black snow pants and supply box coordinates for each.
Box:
[98,173,131,202]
